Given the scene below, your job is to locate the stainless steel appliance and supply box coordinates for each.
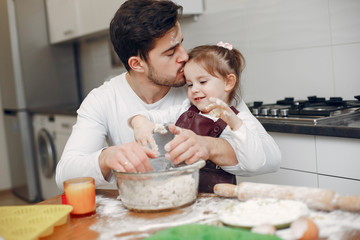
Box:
[248,95,360,125]
[0,0,79,202]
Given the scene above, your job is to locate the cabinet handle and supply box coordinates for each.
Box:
[63,30,73,36]
[61,123,71,129]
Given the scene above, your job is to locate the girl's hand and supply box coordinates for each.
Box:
[206,97,243,130]
[130,115,158,152]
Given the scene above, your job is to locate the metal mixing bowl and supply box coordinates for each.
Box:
[113,160,205,212]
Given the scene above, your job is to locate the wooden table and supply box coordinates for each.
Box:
[38,189,360,240]
[38,190,222,240]
[38,190,115,240]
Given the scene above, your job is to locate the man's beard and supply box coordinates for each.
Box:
[147,64,186,88]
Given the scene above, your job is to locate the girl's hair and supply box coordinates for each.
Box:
[187,45,245,105]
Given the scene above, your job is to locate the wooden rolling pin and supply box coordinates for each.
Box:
[214,182,360,212]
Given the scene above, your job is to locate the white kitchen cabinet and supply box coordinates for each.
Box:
[270,132,317,173]
[245,132,360,194]
[316,136,360,180]
[45,0,79,44]
[173,0,204,15]
[77,0,124,37]
[45,0,202,44]
[237,168,318,188]
[236,132,318,188]
[45,0,124,44]
[318,175,360,196]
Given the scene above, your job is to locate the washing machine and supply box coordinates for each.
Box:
[33,114,76,200]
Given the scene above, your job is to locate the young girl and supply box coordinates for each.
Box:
[130,42,281,193]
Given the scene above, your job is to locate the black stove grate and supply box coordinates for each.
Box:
[249,95,360,118]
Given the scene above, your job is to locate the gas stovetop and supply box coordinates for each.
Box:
[248,95,360,125]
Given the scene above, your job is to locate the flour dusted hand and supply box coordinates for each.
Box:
[130,115,158,152]
[206,97,242,130]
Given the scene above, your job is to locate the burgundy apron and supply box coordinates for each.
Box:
[175,105,239,193]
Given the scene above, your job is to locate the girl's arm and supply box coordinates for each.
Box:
[129,99,190,152]
[129,115,158,151]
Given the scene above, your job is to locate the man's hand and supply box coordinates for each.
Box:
[165,123,238,167]
[164,124,210,165]
[99,142,158,178]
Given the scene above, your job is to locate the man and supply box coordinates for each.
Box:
[56,0,240,190]
[56,0,281,191]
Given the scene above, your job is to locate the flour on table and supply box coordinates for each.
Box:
[90,195,233,240]
[219,198,310,228]
[91,195,360,240]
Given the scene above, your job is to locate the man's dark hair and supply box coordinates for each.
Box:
[110,0,183,71]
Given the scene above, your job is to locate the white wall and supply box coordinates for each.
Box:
[180,0,360,103]
[79,0,360,103]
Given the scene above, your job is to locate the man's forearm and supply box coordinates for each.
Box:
[205,136,238,166]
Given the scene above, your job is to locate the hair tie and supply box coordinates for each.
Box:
[217,41,233,50]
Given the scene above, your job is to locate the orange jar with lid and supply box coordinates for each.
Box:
[64,177,96,215]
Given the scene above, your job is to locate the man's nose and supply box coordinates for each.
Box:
[177,45,189,63]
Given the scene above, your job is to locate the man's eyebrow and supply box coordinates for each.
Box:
[162,38,184,54]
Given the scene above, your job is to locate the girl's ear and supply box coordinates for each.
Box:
[128,56,145,72]
[224,73,237,92]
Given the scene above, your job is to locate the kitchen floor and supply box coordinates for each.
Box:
[0,190,31,206]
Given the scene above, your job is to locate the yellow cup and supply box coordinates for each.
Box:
[64,177,96,215]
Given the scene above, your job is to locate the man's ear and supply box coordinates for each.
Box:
[128,56,145,72]
[224,74,237,92]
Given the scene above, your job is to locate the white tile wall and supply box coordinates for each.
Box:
[180,7,248,50]
[245,0,331,52]
[332,44,360,99]
[329,0,360,45]
[181,0,360,103]
[79,0,360,103]
[243,47,334,103]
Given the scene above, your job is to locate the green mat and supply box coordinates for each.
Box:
[145,224,282,240]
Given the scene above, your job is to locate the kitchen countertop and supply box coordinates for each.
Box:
[29,106,360,139]
[37,189,360,240]
[259,112,360,139]
[29,104,79,116]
